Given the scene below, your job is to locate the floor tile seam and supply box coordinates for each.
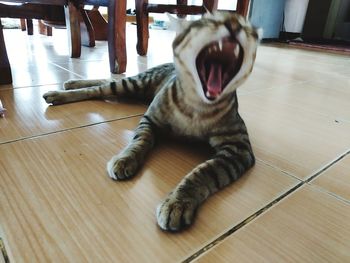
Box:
[306,183,350,205]
[49,59,106,65]
[182,181,304,263]
[47,62,86,79]
[0,83,66,92]
[255,157,302,182]
[304,149,350,184]
[0,114,143,146]
[184,149,350,262]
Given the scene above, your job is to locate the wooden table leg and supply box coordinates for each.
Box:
[135,0,149,56]
[38,20,52,36]
[86,7,108,41]
[176,0,188,18]
[0,20,12,85]
[80,8,95,47]
[203,0,218,12]
[236,0,250,17]
[108,0,127,74]
[65,1,81,58]
[20,18,26,31]
[26,18,33,35]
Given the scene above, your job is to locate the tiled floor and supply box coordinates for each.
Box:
[0,23,349,263]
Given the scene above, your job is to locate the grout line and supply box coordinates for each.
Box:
[184,149,350,262]
[48,62,86,79]
[255,157,302,182]
[305,149,350,184]
[183,181,304,263]
[307,184,350,206]
[0,114,143,146]
[0,83,64,91]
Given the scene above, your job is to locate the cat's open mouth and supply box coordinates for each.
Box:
[196,36,243,100]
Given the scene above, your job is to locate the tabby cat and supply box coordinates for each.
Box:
[43,11,261,232]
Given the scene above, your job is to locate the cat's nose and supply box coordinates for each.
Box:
[224,20,242,37]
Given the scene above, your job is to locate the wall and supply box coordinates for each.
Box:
[249,0,287,39]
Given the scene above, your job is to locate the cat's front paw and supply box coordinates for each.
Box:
[156,195,198,232]
[107,154,139,180]
[43,91,68,105]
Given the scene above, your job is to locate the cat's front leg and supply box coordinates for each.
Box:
[157,140,255,232]
[43,89,91,105]
[107,116,157,180]
[43,79,113,105]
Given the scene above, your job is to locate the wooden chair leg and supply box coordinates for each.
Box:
[20,19,26,31]
[135,0,149,56]
[80,8,95,47]
[38,20,52,36]
[236,0,250,17]
[26,19,33,35]
[86,7,108,41]
[64,1,81,58]
[108,0,127,73]
[176,0,187,18]
[0,20,12,85]
[203,0,218,12]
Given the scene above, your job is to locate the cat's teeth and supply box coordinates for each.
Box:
[234,45,240,57]
[218,40,223,51]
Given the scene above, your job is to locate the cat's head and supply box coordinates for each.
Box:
[171,11,262,103]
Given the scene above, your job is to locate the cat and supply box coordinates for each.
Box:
[43,11,262,232]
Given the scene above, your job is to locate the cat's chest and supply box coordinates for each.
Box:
[167,108,226,138]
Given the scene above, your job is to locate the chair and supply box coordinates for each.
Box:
[0,18,12,84]
[135,0,251,56]
[0,0,127,85]
[82,0,127,74]
[0,1,83,84]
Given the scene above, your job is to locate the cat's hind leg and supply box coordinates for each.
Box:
[64,79,110,90]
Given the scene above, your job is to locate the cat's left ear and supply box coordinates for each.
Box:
[255,27,264,41]
[166,13,190,34]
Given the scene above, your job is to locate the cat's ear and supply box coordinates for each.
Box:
[256,27,264,41]
[166,13,190,34]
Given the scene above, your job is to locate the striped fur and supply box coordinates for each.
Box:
[43,11,261,232]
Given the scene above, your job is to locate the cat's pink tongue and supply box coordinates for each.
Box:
[206,64,222,98]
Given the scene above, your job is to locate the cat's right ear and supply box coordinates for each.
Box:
[166,13,190,34]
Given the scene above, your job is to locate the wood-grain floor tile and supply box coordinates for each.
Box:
[0,118,298,263]
[52,58,148,80]
[312,154,350,202]
[242,75,350,122]
[0,86,146,143]
[195,185,350,263]
[6,63,82,88]
[239,45,350,94]
[238,92,350,179]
